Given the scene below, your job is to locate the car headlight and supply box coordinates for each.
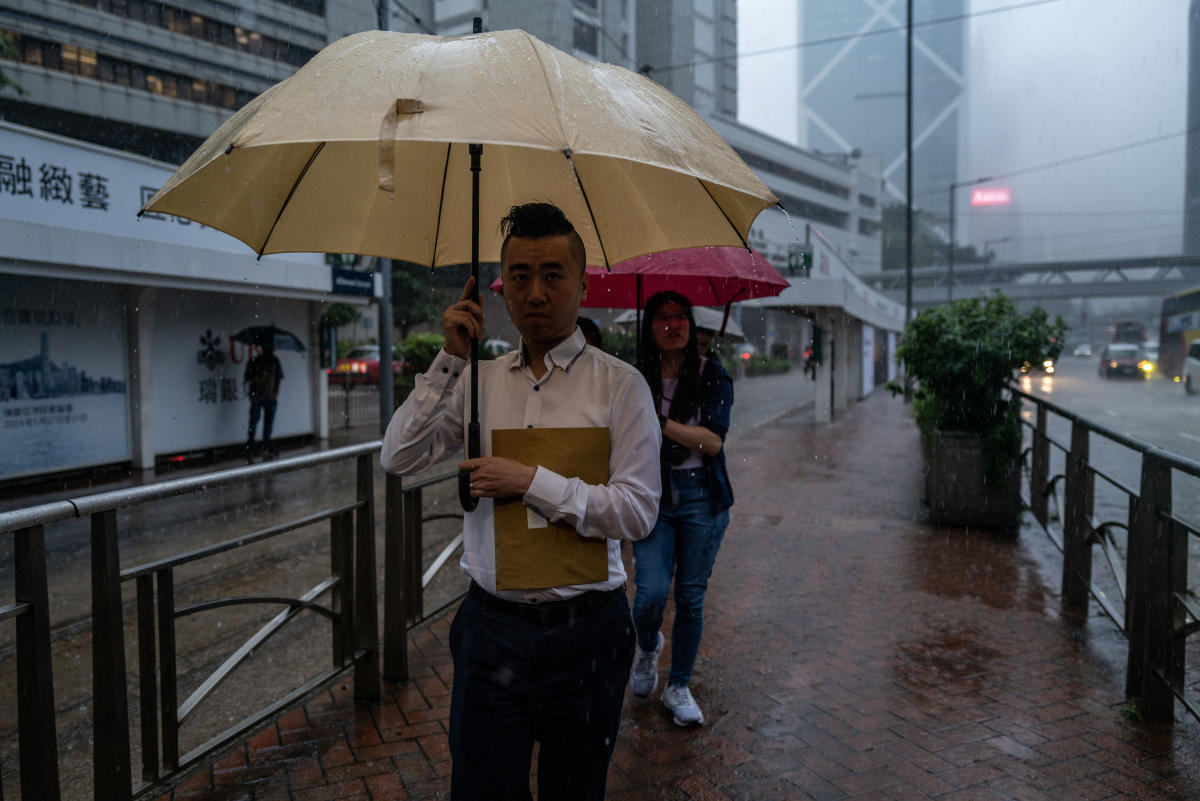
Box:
[1110,361,1118,368]
[1139,361,1153,372]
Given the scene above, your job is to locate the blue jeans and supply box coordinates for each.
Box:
[247,397,277,449]
[447,588,634,801]
[632,467,729,687]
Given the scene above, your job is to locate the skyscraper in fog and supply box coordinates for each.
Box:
[796,0,965,205]
[637,0,738,118]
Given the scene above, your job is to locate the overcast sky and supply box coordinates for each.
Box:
[737,0,1190,263]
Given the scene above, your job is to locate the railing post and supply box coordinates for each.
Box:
[1129,451,1178,720]
[136,575,159,782]
[1061,421,1093,613]
[383,471,409,681]
[1030,404,1049,525]
[91,509,133,801]
[354,453,380,702]
[15,526,61,801]
[157,570,179,772]
[331,510,354,668]
[403,485,424,624]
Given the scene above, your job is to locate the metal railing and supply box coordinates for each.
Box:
[1014,387,1200,722]
[0,444,465,801]
[328,376,382,429]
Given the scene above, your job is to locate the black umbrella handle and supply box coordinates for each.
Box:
[458,420,480,511]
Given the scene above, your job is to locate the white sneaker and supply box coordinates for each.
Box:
[662,683,704,727]
[630,632,664,697]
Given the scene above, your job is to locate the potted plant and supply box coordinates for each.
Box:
[894,294,1066,532]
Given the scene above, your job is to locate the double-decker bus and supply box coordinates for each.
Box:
[1160,285,1200,380]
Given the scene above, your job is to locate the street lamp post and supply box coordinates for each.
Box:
[947,175,993,303]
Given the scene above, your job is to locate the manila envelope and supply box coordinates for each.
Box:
[492,427,610,591]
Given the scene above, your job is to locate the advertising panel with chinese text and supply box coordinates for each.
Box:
[0,275,130,480]
[151,290,312,454]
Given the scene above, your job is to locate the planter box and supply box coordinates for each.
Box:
[924,430,1020,532]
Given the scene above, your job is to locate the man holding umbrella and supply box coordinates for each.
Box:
[382,203,662,800]
[243,342,283,461]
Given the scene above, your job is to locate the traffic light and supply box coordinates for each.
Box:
[788,245,812,276]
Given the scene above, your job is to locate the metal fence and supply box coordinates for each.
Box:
[0,445,463,801]
[327,376,382,429]
[1014,386,1200,723]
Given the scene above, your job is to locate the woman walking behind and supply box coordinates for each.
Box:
[631,291,735,726]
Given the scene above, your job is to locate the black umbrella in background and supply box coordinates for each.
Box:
[232,325,306,353]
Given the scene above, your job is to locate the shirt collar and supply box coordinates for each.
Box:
[514,327,587,373]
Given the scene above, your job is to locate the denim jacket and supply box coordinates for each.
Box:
[661,357,735,513]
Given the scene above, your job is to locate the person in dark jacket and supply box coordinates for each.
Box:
[630,290,734,726]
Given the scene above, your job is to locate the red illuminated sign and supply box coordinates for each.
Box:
[970,187,1011,206]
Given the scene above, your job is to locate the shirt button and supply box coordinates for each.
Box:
[533,385,540,392]
[441,367,448,374]
[453,372,460,378]
[527,424,533,428]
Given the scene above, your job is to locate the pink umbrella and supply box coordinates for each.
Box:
[489,246,788,334]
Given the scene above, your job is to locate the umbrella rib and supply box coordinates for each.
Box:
[696,178,750,252]
[258,142,326,259]
[563,150,610,270]
[430,142,452,269]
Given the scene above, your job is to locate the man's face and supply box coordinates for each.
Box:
[502,235,588,350]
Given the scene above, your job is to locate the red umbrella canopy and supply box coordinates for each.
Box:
[489,246,788,309]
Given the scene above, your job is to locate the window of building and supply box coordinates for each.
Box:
[573,20,598,55]
[858,193,876,208]
[67,0,318,67]
[577,0,598,9]
[0,29,255,111]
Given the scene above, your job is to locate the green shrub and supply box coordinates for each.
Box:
[894,293,1066,483]
[401,332,445,375]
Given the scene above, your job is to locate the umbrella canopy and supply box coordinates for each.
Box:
[140,29,777,268]
[232,325,306,352]
[613,306,746,340]
[581,246,786,308]
[489,246,786,308]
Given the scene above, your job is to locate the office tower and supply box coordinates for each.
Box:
[796,0,965,206]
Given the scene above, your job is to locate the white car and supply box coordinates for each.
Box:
[1185,340,1200,395]
[1072,344,1092,357]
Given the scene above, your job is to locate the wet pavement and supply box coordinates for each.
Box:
[147,387,1200,801]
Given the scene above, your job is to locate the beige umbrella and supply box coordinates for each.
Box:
[140,28,777,268]
[140,26,778,508]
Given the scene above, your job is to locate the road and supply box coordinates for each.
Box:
[0,365,818,799]
[1020,354,1200,462]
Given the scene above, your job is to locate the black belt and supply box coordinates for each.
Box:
[468,581,620,625]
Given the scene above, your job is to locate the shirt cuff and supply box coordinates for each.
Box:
[524,465,568,519]
[426,349,468,389]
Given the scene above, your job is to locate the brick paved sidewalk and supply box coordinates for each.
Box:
[157,392,1200,801]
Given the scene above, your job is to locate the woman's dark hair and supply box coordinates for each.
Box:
[639,291,702,423]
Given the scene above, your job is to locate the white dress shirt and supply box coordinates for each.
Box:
[380,328,662,601]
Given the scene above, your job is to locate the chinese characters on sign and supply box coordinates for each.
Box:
[198,376,240,405]
[0,149,198,222]
[2,403,88,429]
[0,153,112,211]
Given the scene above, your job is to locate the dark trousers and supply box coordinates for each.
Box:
[448,585,635,801]
[247,397,277,449]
